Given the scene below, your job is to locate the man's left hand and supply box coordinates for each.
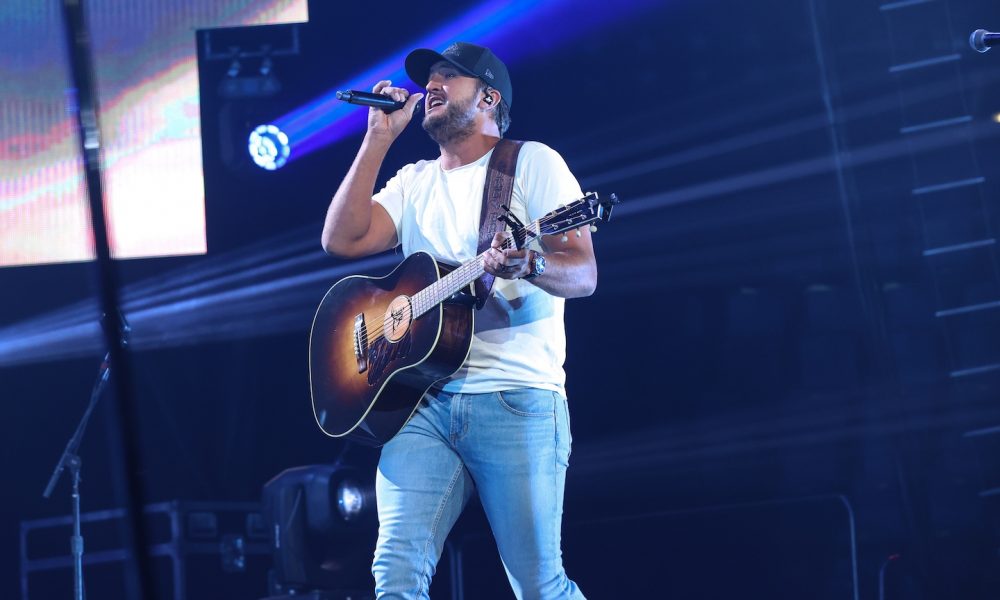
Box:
[483,231,531,280]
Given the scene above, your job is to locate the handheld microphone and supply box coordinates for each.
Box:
[970,29,1000,53]
[335,90,420,113]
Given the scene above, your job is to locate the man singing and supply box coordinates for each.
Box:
[321,41,594,600]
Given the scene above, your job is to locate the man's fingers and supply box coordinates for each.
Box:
[405,93,424,115]
[486,248,503,266]
[491,231,510,250]
[371,82,413,103]
[482,245,529,279]
[484,250,507,274]
[502,247,527,261]
[378,86,405,102]
[482,255,498,274]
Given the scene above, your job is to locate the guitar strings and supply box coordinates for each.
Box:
[359,197,596,346]
[364,228,528,344]
[365,205,595,342]
[363,207,583,345]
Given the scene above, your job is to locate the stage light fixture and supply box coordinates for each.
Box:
[337,478,366,522]
[262,464,377,596]
[992,112,1000,124]
[205,26,297,100]
[248,124,290,170]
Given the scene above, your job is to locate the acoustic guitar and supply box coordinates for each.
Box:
[309,192,618,446]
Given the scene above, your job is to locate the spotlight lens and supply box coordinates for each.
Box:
[248,124,290,170]
[337,479,364,521]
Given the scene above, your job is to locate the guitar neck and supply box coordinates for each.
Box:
[410,257,484,319]
[410,220,540,319]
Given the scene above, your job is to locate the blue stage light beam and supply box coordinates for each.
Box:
[5,114,997,368]
[271,0,662,162]
[0,228,398,368]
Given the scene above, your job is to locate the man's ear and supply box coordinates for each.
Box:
[481,87,500,109]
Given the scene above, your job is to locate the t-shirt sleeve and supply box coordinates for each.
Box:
[372,168,405,245]
[515,142,584,225]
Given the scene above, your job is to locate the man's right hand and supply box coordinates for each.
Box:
[367,80,423,141]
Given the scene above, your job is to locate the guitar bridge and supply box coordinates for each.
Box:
[353,313,369,374]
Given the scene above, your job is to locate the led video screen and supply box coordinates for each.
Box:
[0,0,307,268]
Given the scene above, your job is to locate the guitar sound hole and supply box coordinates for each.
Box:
[383,295,412,343]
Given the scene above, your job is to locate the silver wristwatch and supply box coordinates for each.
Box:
[522,250,546,280]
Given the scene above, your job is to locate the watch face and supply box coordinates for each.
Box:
[535,254,546,275]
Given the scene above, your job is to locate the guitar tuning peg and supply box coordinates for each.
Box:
[575,228,582,238]
[561,233,568,243]
[590,224,598,233]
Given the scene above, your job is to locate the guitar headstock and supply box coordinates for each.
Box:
[500,192,620,249]
[536,192,619,238]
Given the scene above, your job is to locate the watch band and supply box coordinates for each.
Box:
[522,250,542,280]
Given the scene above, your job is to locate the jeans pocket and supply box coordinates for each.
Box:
[496,389,555,417]
[557,393,572,466]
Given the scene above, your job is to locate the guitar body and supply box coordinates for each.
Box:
[309,251,474,446]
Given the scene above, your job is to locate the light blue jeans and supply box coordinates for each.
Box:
[373,387,585,600]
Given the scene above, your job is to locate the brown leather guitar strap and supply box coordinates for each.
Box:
[473,138,524,310]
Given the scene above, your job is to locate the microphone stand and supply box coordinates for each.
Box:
[42,353,112,600]
[57,0,152,595]
[43,311,130,600]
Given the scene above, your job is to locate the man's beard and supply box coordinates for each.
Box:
[422,96,477,146]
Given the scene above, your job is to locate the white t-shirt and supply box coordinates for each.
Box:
[373,141,583,394]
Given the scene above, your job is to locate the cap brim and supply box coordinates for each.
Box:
[405,48,479,88]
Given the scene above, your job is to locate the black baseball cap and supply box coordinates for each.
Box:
[405,42,513,108]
